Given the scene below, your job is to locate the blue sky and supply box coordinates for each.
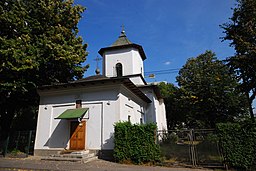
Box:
[74,0,236,85]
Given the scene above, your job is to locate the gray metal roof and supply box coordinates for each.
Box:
[98,30,147,60]
[38,77,152,103]
[111,31,132,47]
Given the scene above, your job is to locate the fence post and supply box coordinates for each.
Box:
[15,131,20,149]
[26,130,32,156]
[3,135,10,157]
[188,129,197,167]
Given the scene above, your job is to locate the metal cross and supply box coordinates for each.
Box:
[94,56,102,69]
[121,24,125,32]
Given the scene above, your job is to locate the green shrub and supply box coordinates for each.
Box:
[10,148,21,155]
[217,122,256,169]
[161,132,178,144]
[113,122,161,164]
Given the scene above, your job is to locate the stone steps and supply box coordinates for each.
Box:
[41,150,98,163]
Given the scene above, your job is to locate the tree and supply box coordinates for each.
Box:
[158,82,188,130]
[0,0,88,141]
[221,0,256,121]
[176,51,248,128]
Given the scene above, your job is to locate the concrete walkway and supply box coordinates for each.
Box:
[0,157,214,171]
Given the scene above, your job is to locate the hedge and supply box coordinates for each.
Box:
[113,122,161,164]
[217,122,256,169]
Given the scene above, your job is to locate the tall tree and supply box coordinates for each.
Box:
[221,0,256,121]
[176,51,248,128]
[158,82,186,129]
[0,0,88,141]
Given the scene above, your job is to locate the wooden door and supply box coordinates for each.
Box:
[70,121,86,150]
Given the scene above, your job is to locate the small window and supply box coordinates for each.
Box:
[116,63,123,77]
[140,118,143,124]
[128,115,131,122]
[76,100,82,108]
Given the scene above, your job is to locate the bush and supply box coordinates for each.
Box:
[217,122,256,169]
[161,132,178,144]
[113,122,161,164]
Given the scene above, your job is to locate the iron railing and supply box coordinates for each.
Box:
[1,130,35,157]
[157,129,224,168]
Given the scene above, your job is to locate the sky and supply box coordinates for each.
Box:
[74,0,237,85]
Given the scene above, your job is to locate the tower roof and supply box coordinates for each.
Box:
[111,30,132,47]
[98,30,147,60]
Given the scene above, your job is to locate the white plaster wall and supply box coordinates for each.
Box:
[131,49,144,77]
[153,98,167,131]
[103,48,144,78]
[35,85,120,151]
[140,87,167,131]
[83,103,102,150]
[34,84,163,151]
[141,88,157,124]
[49,105,72,149]
[119,86,146,124]
[35,97,75,150]
[101,95,119,150]
[155,99,168,131]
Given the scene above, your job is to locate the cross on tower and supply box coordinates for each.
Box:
[121,24,125,32]
[94,56,102,69]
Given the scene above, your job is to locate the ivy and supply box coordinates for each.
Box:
[114,122,161,164]
[217,122,256,169]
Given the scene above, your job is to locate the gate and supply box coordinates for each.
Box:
[158,129,224,168]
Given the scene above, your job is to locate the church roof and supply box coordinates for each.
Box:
[138,84,163,100]
[38,77,151,103]
[73,75,107,82]
[98,30,147,60]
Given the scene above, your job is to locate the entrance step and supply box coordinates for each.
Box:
[41,150,98,163]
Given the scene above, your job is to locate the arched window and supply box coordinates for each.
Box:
[116,63,123,77]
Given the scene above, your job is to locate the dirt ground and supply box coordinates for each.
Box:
[0,156,216,171]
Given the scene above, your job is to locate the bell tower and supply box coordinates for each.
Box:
[98,29,147,79]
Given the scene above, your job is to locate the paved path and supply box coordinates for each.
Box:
[0,157,214,171]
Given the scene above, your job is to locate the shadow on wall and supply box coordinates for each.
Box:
[40,91,118,106]
[44,120,69,148]
[99,133,115,161]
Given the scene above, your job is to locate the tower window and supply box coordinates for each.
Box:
[116,63,123,77]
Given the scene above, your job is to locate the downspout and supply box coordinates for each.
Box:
[101,102,104,149]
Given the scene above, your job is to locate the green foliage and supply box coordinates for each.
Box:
[114,122,161,164]
[217,122,256,169]
[10,148,21,155]
[221,0,256,121]
[160,132,178,144]
[0,0,88,140]
[158,82,187,129]
[176,50,248,128]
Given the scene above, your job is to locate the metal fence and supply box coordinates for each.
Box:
[1,130,36,157]
[157,129,224,168]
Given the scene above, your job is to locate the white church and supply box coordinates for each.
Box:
[34,30,167,157]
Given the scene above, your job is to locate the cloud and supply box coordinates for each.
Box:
[164,61,171,65]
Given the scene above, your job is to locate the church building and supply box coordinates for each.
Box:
[34,30,167,157]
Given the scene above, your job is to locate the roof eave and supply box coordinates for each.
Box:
[98,44,147,60]
[138,85,163,99]
[38,77,151,103]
